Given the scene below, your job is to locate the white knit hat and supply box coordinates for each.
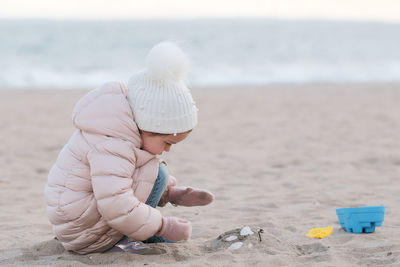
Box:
[127,42,198,134]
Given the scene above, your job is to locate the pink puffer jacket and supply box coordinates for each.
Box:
[45,81,162,254]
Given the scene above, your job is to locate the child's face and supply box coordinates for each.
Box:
[140,130,191,155]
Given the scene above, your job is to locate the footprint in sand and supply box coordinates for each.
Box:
[295,242,329,256]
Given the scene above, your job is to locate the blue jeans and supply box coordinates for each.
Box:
[143,163,173,243]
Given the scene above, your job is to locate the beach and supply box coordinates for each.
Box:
[0,83,399,266]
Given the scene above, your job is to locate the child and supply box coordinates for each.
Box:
[44,42,214,254]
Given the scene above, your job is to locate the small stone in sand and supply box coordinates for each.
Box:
[228,242,243,250]
[240,226,254,236]
[225,235,238,242]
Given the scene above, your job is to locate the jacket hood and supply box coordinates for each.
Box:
[72,81,142,147]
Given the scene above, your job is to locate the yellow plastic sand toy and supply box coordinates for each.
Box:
[306,227,333,239]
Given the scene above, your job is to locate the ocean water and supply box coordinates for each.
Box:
[1,19,400,89]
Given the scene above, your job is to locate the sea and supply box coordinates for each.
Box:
[1,18,400,89]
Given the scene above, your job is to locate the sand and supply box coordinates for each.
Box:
[0,83,400,266]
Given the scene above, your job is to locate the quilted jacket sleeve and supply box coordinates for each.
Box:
[87,138,162,241]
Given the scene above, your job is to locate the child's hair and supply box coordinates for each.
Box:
[126,42,198,135]
[140,129,192,137]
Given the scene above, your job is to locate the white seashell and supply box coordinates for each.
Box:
[225,235,238,242]
[240,226,254,236]
[228,242,243,250]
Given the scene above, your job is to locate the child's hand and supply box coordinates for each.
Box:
[157,217,192,242]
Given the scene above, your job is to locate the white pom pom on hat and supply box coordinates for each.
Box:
[126,41,198,134]
[145,41,189,82]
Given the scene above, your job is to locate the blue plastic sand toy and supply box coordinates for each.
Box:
[336,206,385,233]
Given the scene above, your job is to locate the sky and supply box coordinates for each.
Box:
[1,0,400,22]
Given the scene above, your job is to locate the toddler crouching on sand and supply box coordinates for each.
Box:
[44,42,213,254]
